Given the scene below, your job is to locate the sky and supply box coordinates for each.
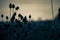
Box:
[0,0,60,21]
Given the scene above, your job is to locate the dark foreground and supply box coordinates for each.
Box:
[0,19,60,40]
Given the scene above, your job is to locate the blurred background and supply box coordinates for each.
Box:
[0,0,60,21]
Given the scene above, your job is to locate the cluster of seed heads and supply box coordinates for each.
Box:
[1,3,31,22]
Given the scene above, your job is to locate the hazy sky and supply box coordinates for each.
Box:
[0,0,60,21]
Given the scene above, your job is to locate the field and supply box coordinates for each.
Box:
[0,19,60,40]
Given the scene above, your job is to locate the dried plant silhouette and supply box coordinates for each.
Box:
[10,12,16,22]
[9,3,12,17]
[1,14,4,21]
[18,14,23,21]
[0,3,60,40]
[6,16,9,21]
[29,15,31,22]
[12,4,15,13]
[23,16,28,24]
[29,15,31,18]
[15,6,19,10]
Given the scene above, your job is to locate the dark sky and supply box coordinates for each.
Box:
[0,0,60,21]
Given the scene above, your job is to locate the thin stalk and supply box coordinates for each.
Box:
[51,0,54,19]
[9,9,11,21]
